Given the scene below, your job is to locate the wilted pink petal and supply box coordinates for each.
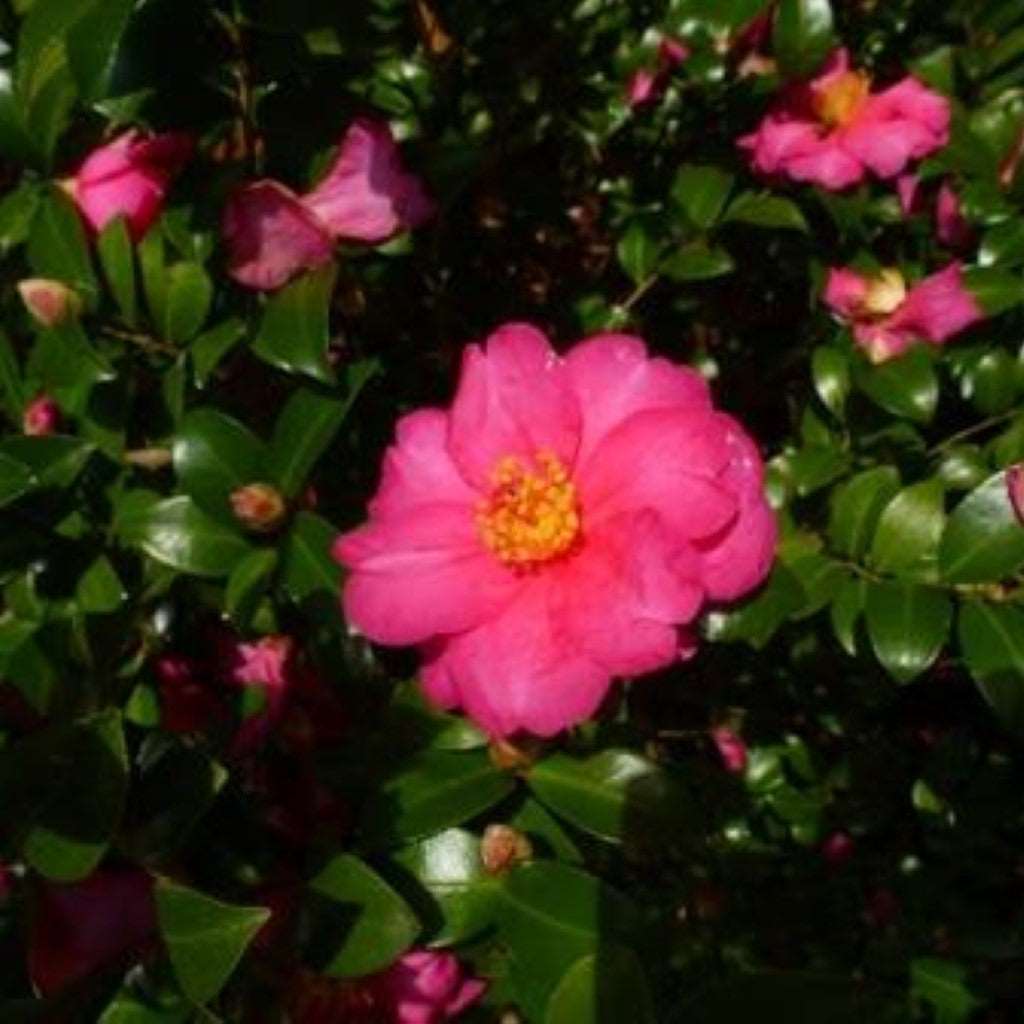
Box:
[73,131,192,240]
[223,180,334,291]
[302,118,436,243]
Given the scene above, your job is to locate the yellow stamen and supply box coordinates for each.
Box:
[862,268,907,316]
[813,70,871,128]
[476,452,581,568]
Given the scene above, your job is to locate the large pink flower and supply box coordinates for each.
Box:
[334,325,776,737]
[738,49,949,190]
[72,131,193,240]
[824,262,983,362]
[224,118,435,291]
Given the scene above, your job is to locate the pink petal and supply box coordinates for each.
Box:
[564,333,710,464]
[886,262,983,345]
[447,322,582,489]
[852,321,916,363]
[423,578,610,737]
[576,408,737,541]
[302,117,435,242]
[447,978,489,1016]
[626,68,659,107]
[869,76,951,140]
[784,138,866,189]
[370,408,479,518]
[896,173,921,216]
[1007,465,1024,526]
[824,267,869,319]
[739,117,824,176]
[222,180,334,291]
[936,181,973,249]
[335,504,519,645]
[841,114,939,179]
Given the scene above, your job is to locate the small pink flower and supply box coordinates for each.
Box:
[626,68,660,107]
[824,263,983,362]
[710,727,748,775]
[28,869,156,995]
[224,118,435,291]
[1007,465,1024,525]
[17,279,82,328]
[821,830,855,866]
[369,950,487,1023]
[626,36,690,108]
[22,394,61,436]
[739,49,949,190]
[227,635,295,754]
[72,131,193,240]
[335,325,775,737]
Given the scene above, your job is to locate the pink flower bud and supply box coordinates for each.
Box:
[72,131,193,241]
[626,68,659,107]
[936,181,974,250]
[480,824,533,876]
[22,394,61,436]
[658,37,690,69]
[711,727,748,775]
[370,950,487,1023]
[821,830,855,866]
[1008,465,1024,526]
[17,278,82,328]
[230,482,287,534]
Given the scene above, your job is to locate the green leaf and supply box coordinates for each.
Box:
[617,220,659,285]
[854,345,938,424]
[869,478,945,580]
[392,828,498,945]
[660,242,734,281]
[864,581,951,683]
[281,511,342,603]
[830,574,865,656]
[139,227,167,328]
[910,958,980,1024]
[0,329,25,422]
[76,554,124,613]
[671,164,734,230]
[361,750,516,848]
[115,494,251,578]
[958,601,1024,734]
[64,0,135,103]
[172,408,269,524]
[828,466,900,559]
[705,563,806,649]
[0,180,41,253]
[546,948,654,1024]
[528,750,695,846]
[963,349,1018,415]
[307,853,418,977]
[773,0,835,78]
[27,186,97,302]
[25,322,115,415]
[0,709,128,880]
[0,452,35,508]
[225,548,278,629]
[0,434,95,489]
[155,879,269,1005]
[190,318,245,387]
[962,266,1024,317]
[97,216,137,326]
[98,988,190,1024]
[723,191,809,232]
[162,262,212,343]
[269,359,379,498]
[252,264,338,383]
[939,471,1024,583]
[811,346,850,418]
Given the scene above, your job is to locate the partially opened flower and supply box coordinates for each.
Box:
[71,131,193,240]
[625,36,690,109]
[335,325,775,737]
[824,262,983,362]
[224,118,435,291]
[739,49,949,190]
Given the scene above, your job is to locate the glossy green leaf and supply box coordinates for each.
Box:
[869,478,945,580]
[139,227,167,328]
[958,601,1024,734]
[116,495,251,578]
[307,853,418,977]
[830,574,865,656]
[962,266,1024,317]
[0,452,35,508]
[361,750,516,848]
[252,264,337,383]
[811,346,850,418]
[191,318,245,387]
[269,359,379,497]
[546,947,655,1024]
[0,434,95,489]
[27,186,97,301]
[939,471,1024,583]
[864,581,951,683]
[225,548,278,629]
[162,262,212,343]
[671,164,734,230]
[281,511,342,603]
[854,345,938,424]
[828,466,900,558]
[97,216,137,325]
[76,555,124,613]
[774,0,835,78]
[0,709,127,880]
[723,191,809,232]
[661,242,734,281]
[617,220,658,285]
[528,749,696,845]
[705,563,807,649]
[156,879,269,1005]
[64,0,135,102]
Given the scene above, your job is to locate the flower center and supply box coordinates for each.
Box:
[476,452,581,567]
[861,268,907,316]
[813,70,871,128]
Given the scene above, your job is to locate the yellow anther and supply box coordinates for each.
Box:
[476,452,581,568]
[862,268,907,316]
[813,70,871,128]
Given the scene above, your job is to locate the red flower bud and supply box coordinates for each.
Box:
[17,278,82,328]
[480,824,533,876]
[22,395,62,436]
[230,482,287,533]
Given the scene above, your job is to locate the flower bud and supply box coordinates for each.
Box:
[17,278,82,328]
[480,824,532,876]
[1008,464,1024,526]
[230,482,287,533]
[710,726,748,775]
[22,395,62,436]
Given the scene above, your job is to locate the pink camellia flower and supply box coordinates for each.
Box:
[334,325,776,737]
[1007,465,1024,526]
[824,262,983,363]
[22,394,61,436]
[710,726,748,775]
[71,131,193,241]
[224,118,435,291]
[739,49,949,190]
[28,868,156,995]
[626,36,690,108]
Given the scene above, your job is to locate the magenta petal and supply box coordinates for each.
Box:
[302,117,435,243]
[887,263,983,345]
[223,181,334,291]
[785,138,866,189]
[448,322,581,488]
[896,173,921,216]
[1007,465,1024,526]
[824,267,869,320]
[936,181,973,249]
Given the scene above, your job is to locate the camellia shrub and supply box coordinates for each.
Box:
[3,0,1024,1020]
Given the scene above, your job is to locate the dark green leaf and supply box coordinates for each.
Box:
[660,242,734,281]
[546,947,655,1024]
[773,0,835,79]
[854,345,938,424]
[64,0,135,102]
[191,318,245,387]
[723,191,809,231]
[869,478,945,580]
[864,581,951,683]
[0,434,94,489]
[910,958,980,1024]
[225,548,278,629]
[97,216,137,326]
[281,511,342,603]
[958,601,1024,734]
[963,266,1024,317]
[162,262,212,343]
[617,220,659,285]
[76,555,124,613]
[0,452,35,508]
[811,346,850,418]
[671,164,735,230]
[828,466,900,558]
[27,186,97,302]
[830,574,865,656]
[939,471,1024,583]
